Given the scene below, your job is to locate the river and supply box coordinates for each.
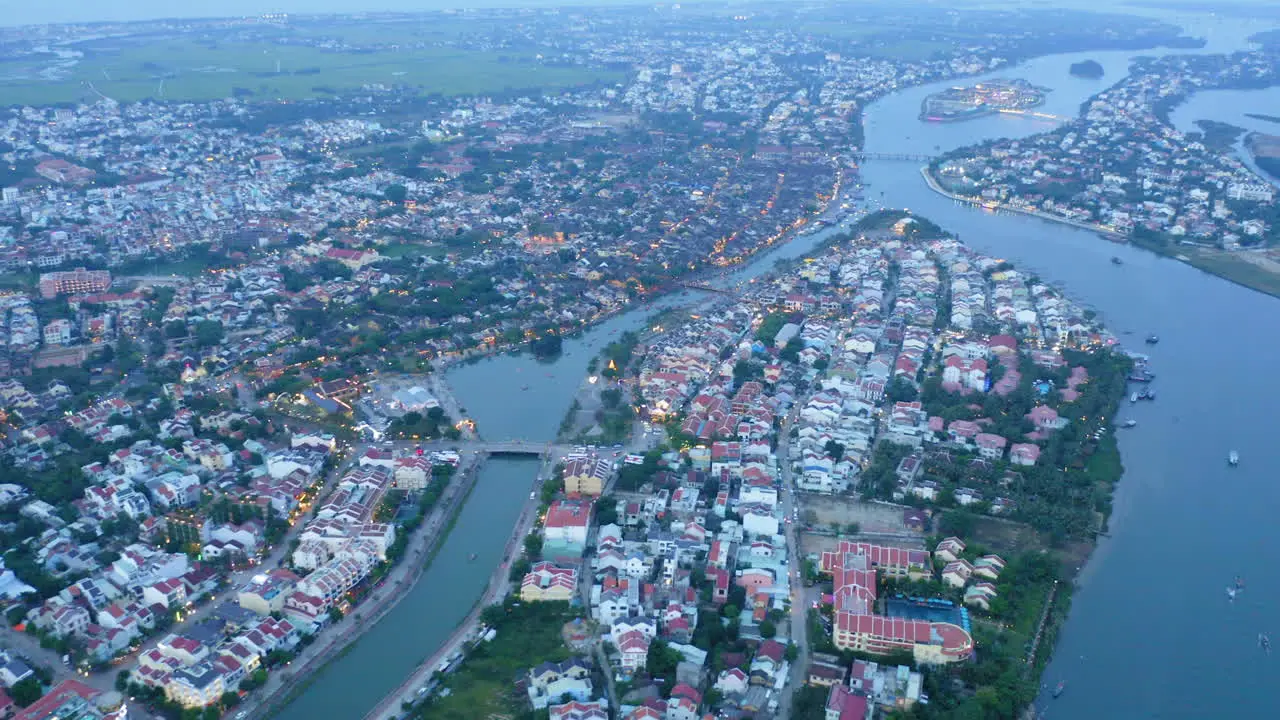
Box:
[280,6,1280,719]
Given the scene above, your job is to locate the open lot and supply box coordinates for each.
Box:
[0,36,620,106]
[799,494,922,534]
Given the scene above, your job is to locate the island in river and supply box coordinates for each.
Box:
[1069,59,1105,78]
[920,78,1048,122]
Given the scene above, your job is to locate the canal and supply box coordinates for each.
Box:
[278,6,1280,719]
[271,457,538,720]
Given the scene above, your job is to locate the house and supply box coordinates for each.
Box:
[750,640,786,685]
[934,537,966,564]
[826,685,869,720]
[714,667,749,697]
[973,555,1006,580]
[237,569,300,615]
[548,700,609,720]
[616,629,650,671]
[165,662,225,708]
[520,562,577,602]
[964,583,999,611]
[11,679,101,720]
[527,658,593,710]
[1009,443,1041,466]
[974,433,1007,460]
[807,659,848,687]
[941,560,975,588]
[1026,406,1067,432]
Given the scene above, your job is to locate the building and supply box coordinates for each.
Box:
[825,685,869,720]
[520,562,577,602]
[549,700,609,720]
[42,320,72,346]
[544,499,592,547]
[527,658,593,710]
[563,456,611,496]
[38,268,111,299]
[237,569,300,615]
[821,543,972,664]
[165,663,224,708]
[13,679,103,720]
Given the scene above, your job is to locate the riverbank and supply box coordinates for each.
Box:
[919,166,1124,240]
[362,457,549,720]
[920,165,1280,300]
[248,456,483,719]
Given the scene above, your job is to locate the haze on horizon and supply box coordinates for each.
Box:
[2,0,1271,30]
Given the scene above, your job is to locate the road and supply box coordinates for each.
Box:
[360,453,552,720]
[775,398,811,720]
[243,451,484,720]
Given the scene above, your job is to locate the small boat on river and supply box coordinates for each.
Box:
[1260,634,1271,654]
[1145,334,1159,344]
[1122,419,1137,428]
[1130,392,1138,403]
[1229,450,1240,466]
[1052,681,1066,698]
[1228,587,1237,601]
[1111,256,1123,265]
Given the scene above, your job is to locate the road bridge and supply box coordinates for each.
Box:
[851,151,937,163]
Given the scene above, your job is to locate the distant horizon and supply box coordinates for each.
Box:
[0,0,1243,31]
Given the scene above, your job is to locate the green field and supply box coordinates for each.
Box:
[0,36,621,106]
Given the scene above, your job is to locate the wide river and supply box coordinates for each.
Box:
[276,7,1280,720]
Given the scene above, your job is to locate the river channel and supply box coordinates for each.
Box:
[279,7,1280,719]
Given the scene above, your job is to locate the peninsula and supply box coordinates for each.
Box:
[920,78,1048,122]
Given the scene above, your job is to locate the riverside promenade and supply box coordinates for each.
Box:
[918,166,1126,241]
[359,455,552,720]
[243,454,484,720]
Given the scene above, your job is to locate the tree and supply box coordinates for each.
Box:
[824,440,845,462]
[194,320,224,348]
[384,184,408,204]
[759,618,777,638]
[164,320,187,339]
[10,676,41,706]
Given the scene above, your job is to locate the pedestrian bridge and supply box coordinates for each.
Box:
[415,439,573,458]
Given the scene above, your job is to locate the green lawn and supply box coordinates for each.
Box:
[0,38,621,106]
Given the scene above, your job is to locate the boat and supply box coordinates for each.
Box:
[521,385,530,391]
[1130,392,1138,403]
[1228,587,1237,601]
[1122,419,1137,428]
[1229,450,1239,466]
[1052,681,1066,698]
[468,553,477,562]
[1260,634,1271,654]
[1111,256,1123,265]
[1145,334,1159,344]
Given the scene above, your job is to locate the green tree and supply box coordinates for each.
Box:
[10,676,42,706]
[194,320,224,348]
[759,618,777,638]
[384,184,408,204]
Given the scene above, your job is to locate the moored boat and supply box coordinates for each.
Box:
[1229,450,1239,466]
[1145,334,1159,344]
[1052,681,1066,698]
[1130,392,1138,403]
[1111,256,1123,265]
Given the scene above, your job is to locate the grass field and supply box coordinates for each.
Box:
[0,36,621,106]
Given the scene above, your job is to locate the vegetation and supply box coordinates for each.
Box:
[1068,59,1105,78]
[417,600,580,720]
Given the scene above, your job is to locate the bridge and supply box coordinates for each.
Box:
[408,438,581,458]
[851,151,937,163]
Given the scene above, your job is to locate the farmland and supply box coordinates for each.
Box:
[0,30,621,106]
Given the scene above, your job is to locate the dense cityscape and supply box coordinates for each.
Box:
[0,3,1277,720]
